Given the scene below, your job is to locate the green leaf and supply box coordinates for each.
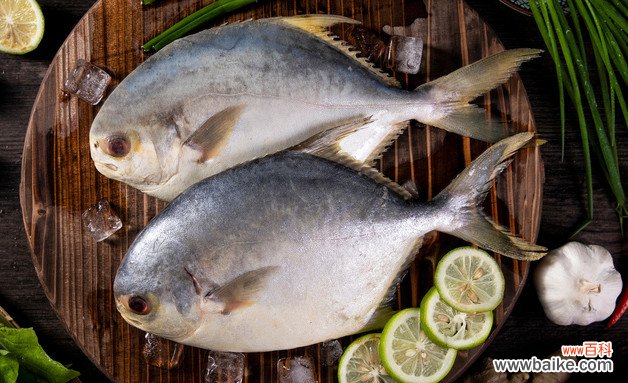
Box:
[529,0,567,159]
[0,353,19,383]
[530,0,626,232]
[143,0,258,51]
[0,327,79,383]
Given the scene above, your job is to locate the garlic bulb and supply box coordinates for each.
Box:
[534,242,622,326]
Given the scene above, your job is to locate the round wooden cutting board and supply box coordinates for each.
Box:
[20,0,543,381]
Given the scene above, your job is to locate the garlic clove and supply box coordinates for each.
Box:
[534,242,622,326]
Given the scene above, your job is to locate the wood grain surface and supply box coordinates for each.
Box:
[19,0,541,381]
[1,0,625,383]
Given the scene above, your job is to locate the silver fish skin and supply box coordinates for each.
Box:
[90,15,541,201]
[113,133,545,352]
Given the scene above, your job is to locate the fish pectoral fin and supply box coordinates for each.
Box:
[183,105,245,163]
[205,266,279,315]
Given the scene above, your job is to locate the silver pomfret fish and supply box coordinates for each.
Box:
[90,15,541,201]
[113,132,545,352]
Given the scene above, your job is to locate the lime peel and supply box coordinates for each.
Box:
[379,308,457,383]
[338,333,395,383]
[0,0,45,54]
[420,287,493,350]
[434,247,505,313]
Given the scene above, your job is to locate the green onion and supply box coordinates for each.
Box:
[529,0,627,234]
[142,0,159,5]
[143,0,258,52]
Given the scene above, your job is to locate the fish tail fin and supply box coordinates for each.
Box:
[431,132,547,260]
[416,48,542,142]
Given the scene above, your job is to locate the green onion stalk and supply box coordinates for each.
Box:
[528,0,627,234]
[143,0,258,51]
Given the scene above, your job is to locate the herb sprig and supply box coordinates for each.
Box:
[528,0,627,233]
[143,0,258,52]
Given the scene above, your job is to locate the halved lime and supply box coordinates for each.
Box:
[0,0,44,54]
[434,247,505,313]
[338,333,395,383]
[420,287,493,350]
[379,308,457,383]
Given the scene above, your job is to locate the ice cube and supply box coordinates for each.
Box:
[204,351,245,383]
[388,35,423,74]
[142,333,185,370]
[277,356,317,383]
[81,200,122,242]
[382,18,422,38]
[320,340,343,367]
[63,59,112,105]
[382,18,424,74]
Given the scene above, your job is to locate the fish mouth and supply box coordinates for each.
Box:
[121,313,143,327]
[92,159,118,175]
[114,294,197,340]
[115,295,145,328]
[103,163,118,171]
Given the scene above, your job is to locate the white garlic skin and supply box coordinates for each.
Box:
[534,242,622,326]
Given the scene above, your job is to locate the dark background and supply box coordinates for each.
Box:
[0,0,625,382]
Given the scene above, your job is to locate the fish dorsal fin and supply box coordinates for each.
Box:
[280,14,359,32]
[205,266,279,315]
[280,15,401,88]
[295,117,414,200]
[183,105,245,163]
[351,160,414,200]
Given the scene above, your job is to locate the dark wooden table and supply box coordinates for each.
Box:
[1,0,625,382]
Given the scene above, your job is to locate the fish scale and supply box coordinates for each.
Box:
[113,132,546,352]
[90,15,542,201]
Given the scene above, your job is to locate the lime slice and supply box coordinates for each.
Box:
[434,247,505,313]
[379,308,457,383]
[0,0,44,54]
[420,287,493,350]
[338,333,396,383]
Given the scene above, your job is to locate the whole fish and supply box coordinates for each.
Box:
[90,14,541,201]
[113,131,545,352]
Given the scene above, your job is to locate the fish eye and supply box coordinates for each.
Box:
[128,295,150,315]
[106,135,131,157]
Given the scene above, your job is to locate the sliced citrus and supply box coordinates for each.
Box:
[338,333,395,383]
[420,287,493,350]
[0,0,44,54]
[379,308,457,383]
[434,247,505,312]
